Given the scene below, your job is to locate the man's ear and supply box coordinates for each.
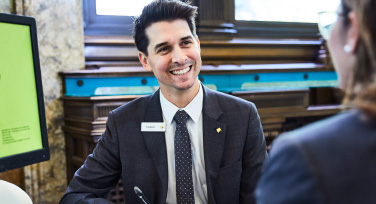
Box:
[138,51,152,71]
[347,11,360,53]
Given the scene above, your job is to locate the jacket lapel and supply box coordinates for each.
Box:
[202,86,227,204]
[141,91,168,201]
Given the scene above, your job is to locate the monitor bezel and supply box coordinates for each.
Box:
[0,13,50,172]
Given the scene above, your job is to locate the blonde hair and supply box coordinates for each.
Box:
[342,0,376,118]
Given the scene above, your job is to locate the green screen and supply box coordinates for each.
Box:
[0,22,43,158]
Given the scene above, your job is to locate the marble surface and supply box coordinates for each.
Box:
[0,1,10,13]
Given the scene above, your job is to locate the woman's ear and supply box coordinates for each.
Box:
[347,11,360,53]
[138,52,152,71]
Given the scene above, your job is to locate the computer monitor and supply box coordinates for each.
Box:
[0,13,49,172]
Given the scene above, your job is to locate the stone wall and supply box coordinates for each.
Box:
[0,0,11,13]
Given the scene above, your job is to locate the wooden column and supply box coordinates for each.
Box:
[191,0,236,40]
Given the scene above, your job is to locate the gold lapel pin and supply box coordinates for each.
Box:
[160,125,164,129]
[216,127,222,133]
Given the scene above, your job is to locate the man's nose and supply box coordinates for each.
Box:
[171,47,187,65]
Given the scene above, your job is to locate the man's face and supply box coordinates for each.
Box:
[139,19,202,95]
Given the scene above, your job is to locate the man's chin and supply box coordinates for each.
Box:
[174,81,199,91]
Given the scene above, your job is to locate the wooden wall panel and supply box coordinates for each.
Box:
[84,36,323,67]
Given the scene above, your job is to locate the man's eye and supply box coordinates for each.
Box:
[183,40,191,45]
[158,47,168,53]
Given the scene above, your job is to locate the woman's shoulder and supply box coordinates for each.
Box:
[271,109,376,157]
[280,110,360,142]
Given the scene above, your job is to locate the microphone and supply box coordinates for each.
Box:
[134,186,151,204]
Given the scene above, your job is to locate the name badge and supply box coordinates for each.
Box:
[141,122,166,132]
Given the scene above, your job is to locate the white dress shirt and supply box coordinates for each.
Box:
[160,85,207,204]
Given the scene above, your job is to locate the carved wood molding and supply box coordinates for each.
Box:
[62,63,333,78]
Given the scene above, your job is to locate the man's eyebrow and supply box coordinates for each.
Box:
[153,35,194,52]
[181,35,194,41]
[154,42,168,52]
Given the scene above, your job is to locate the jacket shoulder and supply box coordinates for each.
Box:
[277,110,359,144]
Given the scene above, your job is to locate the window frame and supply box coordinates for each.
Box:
[83,0,134,35]
[83,0,321,39]
[232,0,322,39]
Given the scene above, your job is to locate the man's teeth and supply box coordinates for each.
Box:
[172,66,190,75]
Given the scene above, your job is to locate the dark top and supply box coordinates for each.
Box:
[256,109,376,204]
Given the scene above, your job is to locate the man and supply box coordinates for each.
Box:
[60,1,267,203]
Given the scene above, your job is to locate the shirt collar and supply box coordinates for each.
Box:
[160,84,203,125]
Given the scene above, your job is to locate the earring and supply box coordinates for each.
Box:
[344,44,352,53]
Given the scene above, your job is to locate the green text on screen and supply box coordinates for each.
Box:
[0,22,43,158]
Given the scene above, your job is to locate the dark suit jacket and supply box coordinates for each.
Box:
[256,109,376,204]
[60,85,267,204]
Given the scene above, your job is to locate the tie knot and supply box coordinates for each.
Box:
[173,110,189,124]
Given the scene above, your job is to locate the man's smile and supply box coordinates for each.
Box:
[170,65,192,75]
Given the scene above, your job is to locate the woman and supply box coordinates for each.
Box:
[256,0,376,203]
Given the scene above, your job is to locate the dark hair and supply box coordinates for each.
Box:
[340,1,351,26]
[340,0,376,118]
[133,0,198,56]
